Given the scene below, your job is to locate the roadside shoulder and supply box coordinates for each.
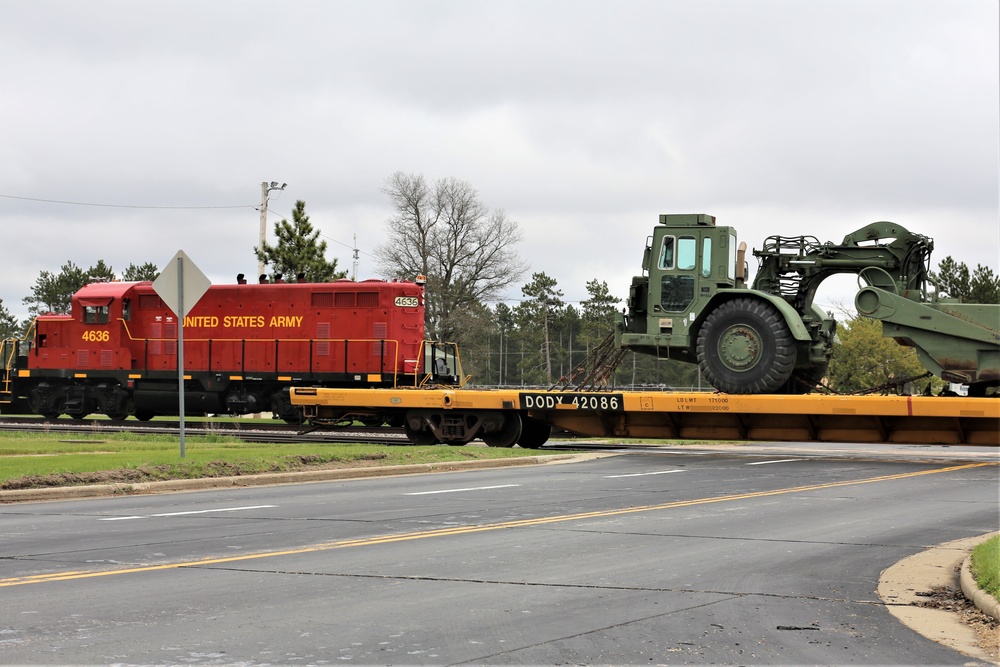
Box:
[878,532,1000,665]
[0,452,611,504]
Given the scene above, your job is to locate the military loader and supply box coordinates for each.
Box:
[614,214,999,396]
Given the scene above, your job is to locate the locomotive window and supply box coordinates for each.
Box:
[122,298,131,321]
[84,305,109,324]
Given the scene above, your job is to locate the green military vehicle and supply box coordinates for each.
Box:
[615,214,999,396]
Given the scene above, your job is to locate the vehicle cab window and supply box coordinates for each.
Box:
[84,305,109,324]
[658,236,676,270]
[660,236,698,312]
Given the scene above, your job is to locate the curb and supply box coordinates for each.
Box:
[961,552,1000,621]
[0,453,594,504]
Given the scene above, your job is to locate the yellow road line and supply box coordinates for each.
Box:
[2,462,994,588]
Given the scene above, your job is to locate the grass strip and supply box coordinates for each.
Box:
[0,431,548,490]
[970,534,1000,601]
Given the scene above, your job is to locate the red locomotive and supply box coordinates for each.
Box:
[1,277,458,421]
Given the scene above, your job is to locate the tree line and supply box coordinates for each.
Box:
[3,171,997,395]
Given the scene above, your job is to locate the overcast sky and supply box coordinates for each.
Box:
[1,0,997,322]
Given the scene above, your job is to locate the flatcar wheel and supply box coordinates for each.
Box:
[404,422,438,446]
[517,416,552,449]
[481,412,523,448]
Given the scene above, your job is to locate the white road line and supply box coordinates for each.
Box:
[746,459,804,465]
[405,484,521,496]
[99,505,277,521]
[604,469,686,478]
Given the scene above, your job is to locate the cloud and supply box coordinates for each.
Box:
[0,0,996,322]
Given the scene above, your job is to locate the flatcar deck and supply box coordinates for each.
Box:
[291,387,1000,446]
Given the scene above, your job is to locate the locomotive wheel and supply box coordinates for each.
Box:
[105,410,129,421]
[517,416,552,449]
[68,412,90,420]
[481,412,523,448]
[134,411,154,422]
[697,297,795,394]
[42,411,61,420]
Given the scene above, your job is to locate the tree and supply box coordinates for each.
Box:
[375,172,527,341]
[22,260,157,316]
[931,256,1000,304]
[23,261,89,315]
[519,272,564,383]
[0,298,18,339]
[580,279,620,348]
[122,262,160,282]
[494,302,516,386]
[827,314,943,394]
[255,200,346,282]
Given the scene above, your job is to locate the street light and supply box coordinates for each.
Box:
[257,181,287,278]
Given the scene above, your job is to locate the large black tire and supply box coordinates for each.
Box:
[697,298,796,394]
[481,412,523,448]
[776,362,828,394]
[517,416,552,449]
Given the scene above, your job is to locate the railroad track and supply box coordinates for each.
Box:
[0,416,411,446]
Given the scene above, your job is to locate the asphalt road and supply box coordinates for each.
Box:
[1,445,997,665]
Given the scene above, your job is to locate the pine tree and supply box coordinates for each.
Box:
[0,298,18,339]
[519,272,564,383]
[122,262,160,282]
[255,200,346,282]
[932,256,1000,304]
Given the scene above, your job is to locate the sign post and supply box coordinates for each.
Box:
[152,251,211,458]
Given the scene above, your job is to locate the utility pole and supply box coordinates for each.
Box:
[257,181,287,279]
[352,234,359,281]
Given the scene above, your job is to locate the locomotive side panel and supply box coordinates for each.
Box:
[14,277,433,420]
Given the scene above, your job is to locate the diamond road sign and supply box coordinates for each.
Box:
[151,250,212,318]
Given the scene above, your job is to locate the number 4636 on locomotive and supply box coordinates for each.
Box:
[0,276,459,422]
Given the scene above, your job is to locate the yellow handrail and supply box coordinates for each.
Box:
[116,319,408,383]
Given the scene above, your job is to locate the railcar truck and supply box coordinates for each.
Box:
[614,214,1000,396]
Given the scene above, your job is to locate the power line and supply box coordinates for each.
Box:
[0,193,255,210]
[264,207,377,258]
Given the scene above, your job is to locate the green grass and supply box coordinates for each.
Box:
[0,431,550,490]
[970,534,1000,601]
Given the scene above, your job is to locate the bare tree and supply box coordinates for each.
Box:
[375,172,527,340]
